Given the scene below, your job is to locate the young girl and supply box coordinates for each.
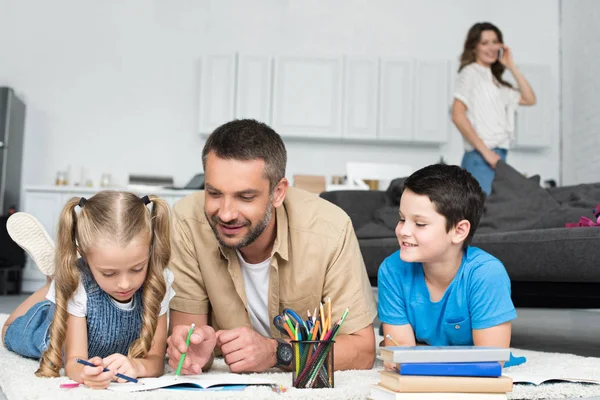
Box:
[2,191,173,389]
[451,22,536,195]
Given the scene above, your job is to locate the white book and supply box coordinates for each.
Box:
[369,385,508,400]
[378,346,510,364]
[105,373,275,392]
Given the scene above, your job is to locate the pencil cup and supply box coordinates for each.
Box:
[291,340,335,389]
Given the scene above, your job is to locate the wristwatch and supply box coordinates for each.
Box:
[275,338,293,367]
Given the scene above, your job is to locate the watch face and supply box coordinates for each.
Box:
[279,343,293,364]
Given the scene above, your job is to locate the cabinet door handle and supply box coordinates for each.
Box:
[0,141,4,148]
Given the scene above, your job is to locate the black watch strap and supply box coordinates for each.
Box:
[275,338,293,367]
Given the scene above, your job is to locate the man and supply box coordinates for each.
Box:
[166,119,377,374]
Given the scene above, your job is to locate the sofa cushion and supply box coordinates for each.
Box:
[473,227,600,282]
[355,222,396,239]
[320,190,388,231]
[477,161,560,234]
[385,177,407,205]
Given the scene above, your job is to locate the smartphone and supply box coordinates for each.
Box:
[498,47,504,61]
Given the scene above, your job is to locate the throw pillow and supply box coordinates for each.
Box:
[385,177,407,205]
[477,161,560,234]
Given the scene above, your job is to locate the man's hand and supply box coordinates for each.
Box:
[79,357,115,389]
[216,327,277,373]
[167,324,217,375]
[103,354,139,383]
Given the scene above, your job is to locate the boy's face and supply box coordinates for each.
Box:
[396,189,458,264]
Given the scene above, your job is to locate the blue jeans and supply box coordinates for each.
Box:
[4,300,54,359]
[461,148,507,196]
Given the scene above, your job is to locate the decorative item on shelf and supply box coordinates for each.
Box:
[74,167,86,187]
[363,179,379,191]
[330,175,344,185]
[55,171,68,186]
[127,174,174,190]
[85,179,94,188]
[100,173,112,188]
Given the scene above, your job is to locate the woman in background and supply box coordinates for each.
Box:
[452,22,536,195]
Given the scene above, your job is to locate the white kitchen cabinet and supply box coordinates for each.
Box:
[237,54,272,124]
[414,60,449,143]
[194,52,551,149]
[378,58,414,141]
[342,56,379,139]
[514,64,552,149]
[198,54,237,134]
[273,56,342,138]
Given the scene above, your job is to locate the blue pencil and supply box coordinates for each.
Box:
[76,358,139,383]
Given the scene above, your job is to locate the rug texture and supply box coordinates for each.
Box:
[1,313,600,399]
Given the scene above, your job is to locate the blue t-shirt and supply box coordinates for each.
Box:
[377,246,517,346]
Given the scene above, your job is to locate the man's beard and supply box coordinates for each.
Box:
[206,202,273,250]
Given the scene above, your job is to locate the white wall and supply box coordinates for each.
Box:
[0,0,560,191]
[561,0,600,185]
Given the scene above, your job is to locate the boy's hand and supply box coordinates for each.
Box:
[103,353,140,383]
[384,361,398,371]
[80,356,114,389]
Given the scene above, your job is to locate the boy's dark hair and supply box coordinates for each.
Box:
[202,119,287,190]
[403,164,485,248]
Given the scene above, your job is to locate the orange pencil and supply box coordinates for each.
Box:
[310,320,320,340]
[281,320,294,339]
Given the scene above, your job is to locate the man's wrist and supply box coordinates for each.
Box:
[270,338,278,368]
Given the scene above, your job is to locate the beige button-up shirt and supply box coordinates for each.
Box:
[169,187,377,338]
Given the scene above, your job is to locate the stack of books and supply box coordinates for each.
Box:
[370,346,513,399]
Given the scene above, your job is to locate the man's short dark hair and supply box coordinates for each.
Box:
[202,119,287,190]
[403,164,485,248]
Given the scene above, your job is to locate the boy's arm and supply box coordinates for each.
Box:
[469,259,516,352]
[131,313,168,377]
[473,321,512,367]
[472,321,512,348]
[382,323,416,347]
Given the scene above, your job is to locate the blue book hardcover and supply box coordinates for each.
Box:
[399,362,502,377]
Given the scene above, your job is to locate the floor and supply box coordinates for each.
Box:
[0,294,599,400]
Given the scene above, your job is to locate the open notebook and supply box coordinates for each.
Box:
[504,372,600,386]
[105,373,276,392]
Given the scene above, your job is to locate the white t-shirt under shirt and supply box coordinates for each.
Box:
[453,62,521,151]
[236,250,271,337]
[46,269,176,317]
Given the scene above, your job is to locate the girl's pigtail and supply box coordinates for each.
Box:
[128,196,171,358]
[36,197,81,377]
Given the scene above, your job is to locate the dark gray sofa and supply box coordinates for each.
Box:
[320,161,600,308]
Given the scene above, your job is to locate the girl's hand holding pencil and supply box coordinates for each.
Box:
[75,357,120,390]
[102,353,140,383]
[166,324,217,375]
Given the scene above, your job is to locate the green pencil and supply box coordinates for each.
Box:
[175,323,195,379]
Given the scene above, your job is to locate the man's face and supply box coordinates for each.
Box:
[204,152,274,249]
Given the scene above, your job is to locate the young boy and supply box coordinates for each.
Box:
[378,164,516,356]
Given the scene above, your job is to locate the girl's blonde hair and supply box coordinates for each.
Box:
[36,191,171,377]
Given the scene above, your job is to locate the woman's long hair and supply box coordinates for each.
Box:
[35,191,171,377]
[458,22,513,88]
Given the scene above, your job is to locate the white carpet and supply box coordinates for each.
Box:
[1,313,600,399]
